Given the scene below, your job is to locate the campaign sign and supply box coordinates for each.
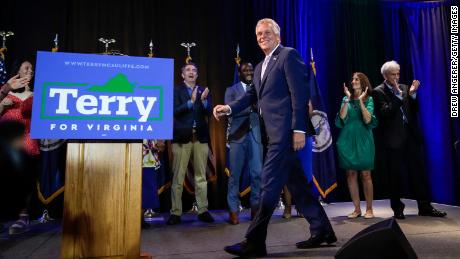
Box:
[31,51,173,139]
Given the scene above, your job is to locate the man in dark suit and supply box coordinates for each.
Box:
[166,62,215,225]
[225,62,263,225]
[373,60,446,219]
[214,18,335,257]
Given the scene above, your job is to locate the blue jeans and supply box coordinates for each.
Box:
[227,132,263,213]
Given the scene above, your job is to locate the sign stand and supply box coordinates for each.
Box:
[61,142,143,259]
[31,51,172,259]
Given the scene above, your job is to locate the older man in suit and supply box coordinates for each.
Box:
[225,62,263,225]
[214,18,335,257]
[373,60,446,220]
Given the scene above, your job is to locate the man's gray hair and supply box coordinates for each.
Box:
[256,18,281,36]
[381,60,400,76]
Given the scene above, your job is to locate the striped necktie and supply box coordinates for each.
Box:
[261,56,270,79]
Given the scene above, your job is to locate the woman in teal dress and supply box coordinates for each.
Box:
[336,72,377,219]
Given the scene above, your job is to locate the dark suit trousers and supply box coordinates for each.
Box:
[386,129,431,212]
[245,141,333,244]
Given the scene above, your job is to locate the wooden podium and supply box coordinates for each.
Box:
[61,142,142,259]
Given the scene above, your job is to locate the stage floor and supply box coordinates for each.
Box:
[1,199,459,258]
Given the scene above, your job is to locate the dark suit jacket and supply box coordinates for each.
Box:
[225,82,261,143]
[173,83,211,143]
[372,82,420,148]
[229,45,314,145]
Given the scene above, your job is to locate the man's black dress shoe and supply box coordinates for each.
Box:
[296,231,337,249]
[166,214,181,225]
[394,211,405,219]
[198,211,215,223]
[224,240,267,257]
[418,208,447,217]
[393,202,405,219]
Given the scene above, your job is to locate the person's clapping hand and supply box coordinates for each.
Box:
[7,75,29,90]
[343,83,351,99]
[391,79,402,95]
[201,88,209,101]
[358,87,368,101]
[0,98,13,106]
[409,80,420,95]
[191,87,198,103]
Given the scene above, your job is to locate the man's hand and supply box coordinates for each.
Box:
[409,80,420,95]
[7,75,29,90]
[201,87,209,101]
[391,79,402,95]
[293,132,305,151]
[213,105,230,121]
[191,87,198,103]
